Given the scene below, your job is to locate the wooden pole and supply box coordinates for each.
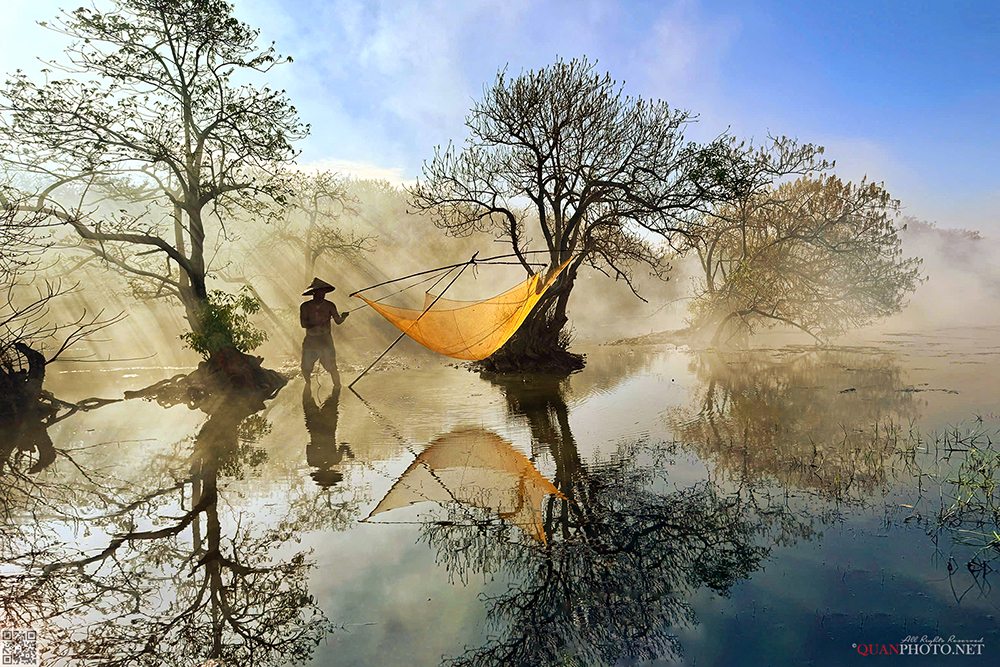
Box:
[348,252,479,389]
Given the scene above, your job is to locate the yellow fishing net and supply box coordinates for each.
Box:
[356,259,571,361]
[366,427,563,543]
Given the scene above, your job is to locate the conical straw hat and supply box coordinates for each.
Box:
[303,278,336,296]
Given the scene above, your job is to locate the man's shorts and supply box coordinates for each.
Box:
[302,333,337,370]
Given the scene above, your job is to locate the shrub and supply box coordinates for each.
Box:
[181,287,268,359]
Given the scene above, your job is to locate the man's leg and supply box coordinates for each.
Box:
[320,345,341,388]
[302,338,320,380]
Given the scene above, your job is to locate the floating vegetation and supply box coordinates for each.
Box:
[935,420,1000,556]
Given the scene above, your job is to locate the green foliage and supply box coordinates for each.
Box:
[940,424,1000,549]
[180,286,267,358]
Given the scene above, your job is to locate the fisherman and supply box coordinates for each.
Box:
[300,278,349,386]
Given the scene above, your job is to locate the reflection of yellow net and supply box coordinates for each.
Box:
[356,259,571,361]
[366,427,563,542]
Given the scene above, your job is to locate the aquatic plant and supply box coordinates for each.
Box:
[936,421,1000,555]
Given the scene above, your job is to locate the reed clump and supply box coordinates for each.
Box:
[935,420,1000,554]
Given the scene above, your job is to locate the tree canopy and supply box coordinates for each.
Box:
[0,0,306,328]
[270,170,375,286]
[688,163,923,345]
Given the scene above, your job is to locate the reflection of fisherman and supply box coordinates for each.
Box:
[303,383,353,488]
[300,278,349,386]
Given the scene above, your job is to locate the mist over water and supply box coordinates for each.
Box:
[892,219,1000,329]
[35,178,694,375]
[23,334,1000,666]
[26,169,997,373]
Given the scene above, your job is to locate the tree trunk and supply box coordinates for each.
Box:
[182,206,210,333]
[1,343,47,422]
[474,272,585,376]
[0,343,56,472]
[710,312,739,347]
[179,281,209,335]
[709,311,753,348]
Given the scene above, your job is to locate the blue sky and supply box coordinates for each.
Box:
[2,0,997,232]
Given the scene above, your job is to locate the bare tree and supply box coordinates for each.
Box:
[0,0,306,329]
[272,170,374,286]
[409,57,732,374]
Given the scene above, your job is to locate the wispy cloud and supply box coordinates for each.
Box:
[2,0,995,233]
[635,0,741,133]
[237,0,536,173]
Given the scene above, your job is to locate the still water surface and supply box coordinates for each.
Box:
[4,327,1000,666]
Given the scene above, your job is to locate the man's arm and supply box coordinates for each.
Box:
[300,302,310,329]
[331,302,349,325]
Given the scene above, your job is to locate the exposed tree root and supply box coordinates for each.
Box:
[124,348,287,412]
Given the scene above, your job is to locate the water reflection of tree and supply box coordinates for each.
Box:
[1,345,121,482]
[1,384,120,573]
[670,349,921,501]
[1,381,347,666]
[560,346,663,405]
[419,376,809,667]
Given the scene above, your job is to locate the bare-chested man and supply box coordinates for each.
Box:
[300,278,349,385]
